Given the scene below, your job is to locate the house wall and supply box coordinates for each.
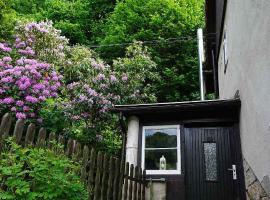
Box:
[217,0,270,198]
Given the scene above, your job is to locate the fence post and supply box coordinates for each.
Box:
[81,145,90,183]
[117,159,125,200]
[138,168,142,200]
[36,128,46,147]
[0,113,12,139]
[88,148,96,200]
[128,164,134,200]
[133,166,139,200]
[25,123,35,147]
[66,139,73,156]
[93,152,103,200]
[48,132,56,149]
[106,156,114,200]
[74,142,82,161]
[100,154,108,200]
[113,158,120,200]
[123,162,130,200]
[142,170,146,200]
[13,119,25,144]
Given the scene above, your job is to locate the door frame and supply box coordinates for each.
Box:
[183,122,246,200]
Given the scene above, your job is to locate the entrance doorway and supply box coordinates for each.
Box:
[184,127,238,200]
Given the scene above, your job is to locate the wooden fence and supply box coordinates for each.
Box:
[0,113,146,200]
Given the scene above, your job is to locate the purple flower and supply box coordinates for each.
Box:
[11,107,17,112]
[15,42,26,48]
[16,59,24,65]
[38,96,46,101]
[50,85,57,91]
[122,75,128,82]
[0,88,5,94]
[1,76,14,83]
[0,43,12,52]
[16,101,24,106]
[33,83,45,90]
[97,73,105,81]
[51,92,58,97]
[2,56,12,62]
[16,112,26,119]
[43,90,50,96]
[25,96,38,103]
[23,106,30,112]
[71,115,81,121]
[2,97,14,104]
[37,118,43,123]
[110,75,117,82]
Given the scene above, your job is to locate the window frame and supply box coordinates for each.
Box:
[141,125,181,175]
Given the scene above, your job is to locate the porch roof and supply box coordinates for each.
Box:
[113,98,241,122]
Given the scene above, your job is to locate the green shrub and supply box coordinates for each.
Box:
[0,138,88,200]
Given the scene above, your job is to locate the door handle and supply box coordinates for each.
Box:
[228,164,237,180]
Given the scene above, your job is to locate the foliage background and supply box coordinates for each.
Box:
[0,0,205,154]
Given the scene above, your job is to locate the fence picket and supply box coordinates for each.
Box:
[94,152,103,200]
[117,160,125,200]
[88,148,96,199]
[74,142,82,161]
[128,164,134,200]
[81,145,90,183]
[123,162,130,200]
[58,134,65,146]
[113,158,120,200]
[13,119,24,144]
[100,154,108,200]
[25,123,35,147]
[133,166,138,200]
[142,170,146,200]
[106,156,114,200]
[66,139,73,156]
[48,132,56,149]
[138,168,142,200]
[36,128,46,147]
[0,113,12,138]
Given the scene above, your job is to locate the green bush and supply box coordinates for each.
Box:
[0,138,88,200]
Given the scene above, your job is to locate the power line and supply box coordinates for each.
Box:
[88,34,215,49]
[88,36,195,48]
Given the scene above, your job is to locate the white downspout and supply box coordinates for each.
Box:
[197,28,205,101]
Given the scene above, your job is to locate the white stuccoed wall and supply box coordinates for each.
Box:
[217,0,270,195]
[126,115,140,165]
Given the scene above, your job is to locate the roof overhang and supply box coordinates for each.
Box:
[112,98,241,123]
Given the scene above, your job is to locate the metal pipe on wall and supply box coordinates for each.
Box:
[197,28,205,100]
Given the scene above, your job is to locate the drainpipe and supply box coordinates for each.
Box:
[197,28,205,100]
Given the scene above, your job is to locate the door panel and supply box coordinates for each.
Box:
[185,127,235,200]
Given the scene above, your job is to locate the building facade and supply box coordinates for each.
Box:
[206,0,270,199]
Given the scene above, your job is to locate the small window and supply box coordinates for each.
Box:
[142,125,181,175]
[204,142,218,181]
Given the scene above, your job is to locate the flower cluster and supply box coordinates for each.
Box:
[15,21,68,64]
[63,82,115,123]
[0,52,62,119]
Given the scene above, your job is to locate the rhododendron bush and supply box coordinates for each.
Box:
[0,46,62,120]
[0,21,158,153]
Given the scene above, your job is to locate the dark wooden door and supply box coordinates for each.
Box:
[185,127,235,200]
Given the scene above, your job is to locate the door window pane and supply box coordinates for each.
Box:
[145,128,177,148]
[204,143,217,181]
[145,149,177,170]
